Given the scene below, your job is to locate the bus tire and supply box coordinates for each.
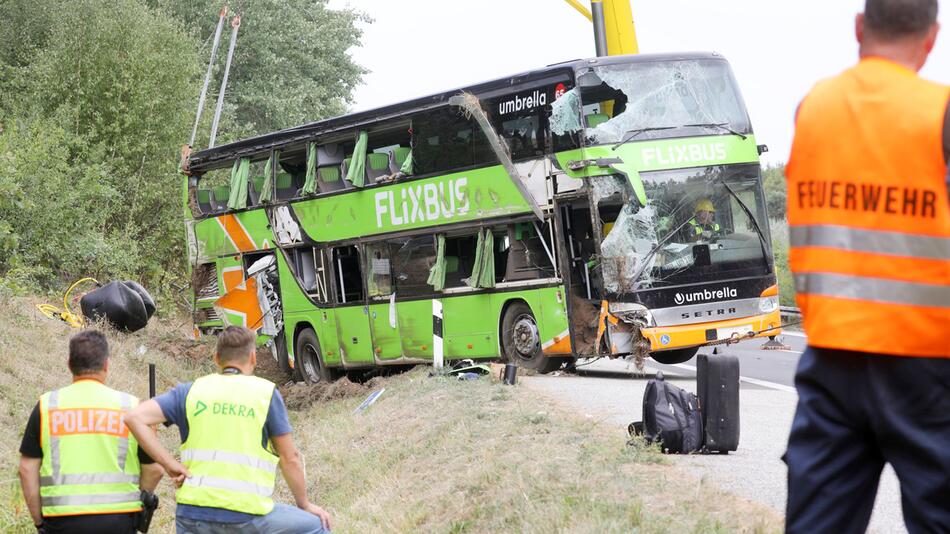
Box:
[650,346,698,365]
[501,302,562,374]
[294,328,331,384]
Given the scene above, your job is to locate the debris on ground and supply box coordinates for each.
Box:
[353,388,386,413]
[281,377,371,410]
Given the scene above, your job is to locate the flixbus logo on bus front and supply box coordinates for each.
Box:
[374,178,470,228]
[641,141,728,167]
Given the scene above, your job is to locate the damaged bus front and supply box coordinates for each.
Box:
[553,54,781,365]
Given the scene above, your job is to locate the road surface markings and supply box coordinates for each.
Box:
[669,363,798,394]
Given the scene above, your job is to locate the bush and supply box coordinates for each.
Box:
[769,218,796,307]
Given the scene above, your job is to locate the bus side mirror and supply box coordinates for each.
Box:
[578,70,603,88]
[757,144,769,155]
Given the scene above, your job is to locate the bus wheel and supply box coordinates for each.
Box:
[650,346,698,365]
[501,302,562,374]
[294,328,331,385]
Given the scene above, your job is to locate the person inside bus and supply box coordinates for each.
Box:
[687,199,721,241]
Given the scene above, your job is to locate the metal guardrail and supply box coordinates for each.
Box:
[780,306,802,325]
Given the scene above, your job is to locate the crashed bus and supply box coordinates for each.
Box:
[182,52,781,382]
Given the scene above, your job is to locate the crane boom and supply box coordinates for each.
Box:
[563,0,639,55]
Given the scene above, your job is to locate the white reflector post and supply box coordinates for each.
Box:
[432,299,444,370]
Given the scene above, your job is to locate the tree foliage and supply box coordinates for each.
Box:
[0,0,366,297]
[150,0,368,144]
[762,164,788,219]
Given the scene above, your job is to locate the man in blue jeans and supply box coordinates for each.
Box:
[125,326,332,533]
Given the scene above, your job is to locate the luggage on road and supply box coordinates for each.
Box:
[696,352,740,453]
[635,371,704,454]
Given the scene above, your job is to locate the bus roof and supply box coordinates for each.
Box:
[186,52,726,173]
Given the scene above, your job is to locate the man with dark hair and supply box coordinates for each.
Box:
[124,326,332,533]
[785,0,949,532]
[19,330,164,534]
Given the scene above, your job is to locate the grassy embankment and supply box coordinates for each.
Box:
[0,292,781,533]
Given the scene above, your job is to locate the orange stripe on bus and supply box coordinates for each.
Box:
[215,277,264,330]
[218,214,256,252]
[48,408,129,437]
[222,268,245,293]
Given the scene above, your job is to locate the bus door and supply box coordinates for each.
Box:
[330,245,374,365]
[439,231,500,359]
[365,242,402,360]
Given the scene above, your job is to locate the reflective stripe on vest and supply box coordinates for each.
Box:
[787,58,950,357]
[39,381,143,517]
[176,374,278,515]
[690,218,720,234]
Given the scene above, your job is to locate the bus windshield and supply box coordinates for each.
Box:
[595,164,771,293]
[551,59,751,145]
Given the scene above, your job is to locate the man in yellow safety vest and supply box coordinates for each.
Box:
[688,198,721,241]
[124,326,332,533]
[18,330,164,534]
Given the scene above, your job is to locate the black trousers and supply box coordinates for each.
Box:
[44,513,136,534]
[784,347,950,534]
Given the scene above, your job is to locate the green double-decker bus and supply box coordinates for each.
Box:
[183,52,782,382]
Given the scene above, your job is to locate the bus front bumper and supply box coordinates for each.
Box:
[641,309,782,352]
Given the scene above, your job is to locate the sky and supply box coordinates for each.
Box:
[328,0,950,165]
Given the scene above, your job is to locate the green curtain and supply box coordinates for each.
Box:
[346,131,368,188]
[468,229,495,288]
[302,142,318,195]
[399,149,413,175]
[260,151,278,203]
[426,234,446,291]
[227,157,250,210]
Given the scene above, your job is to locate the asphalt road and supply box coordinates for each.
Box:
[522,332,908,534]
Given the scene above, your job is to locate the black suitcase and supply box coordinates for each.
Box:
[696,351,740,453]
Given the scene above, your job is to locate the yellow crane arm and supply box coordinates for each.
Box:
[562,0,639,55]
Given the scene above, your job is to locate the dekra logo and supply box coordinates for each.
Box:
[193,400,256,418]
[673,286,737,305]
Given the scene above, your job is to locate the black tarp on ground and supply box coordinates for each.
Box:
[80,281,156,332]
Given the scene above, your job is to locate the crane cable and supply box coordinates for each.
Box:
[36,277,100,328]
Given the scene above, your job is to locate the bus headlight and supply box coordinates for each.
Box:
[759,296,779,314]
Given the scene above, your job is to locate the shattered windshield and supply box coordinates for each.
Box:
[552,59,750,145]
[596,164,770,293]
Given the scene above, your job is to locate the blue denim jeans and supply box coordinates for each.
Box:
[175,504,330,534]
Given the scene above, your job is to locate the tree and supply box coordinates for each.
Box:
[150,0,368,145]
[761,164,787,220]
[0,0,200,291]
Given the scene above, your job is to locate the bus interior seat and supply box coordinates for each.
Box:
[275,172,295,200]
[211,185,230,213]
[390,146,411,174]
[295,248,317,292]
[197,188,213,214]
[585,113,609,128]
[366,152,389,182]
[443,255,461,287]
[249,176,265,205]
[317,166,344,193]
[316,143,345,166]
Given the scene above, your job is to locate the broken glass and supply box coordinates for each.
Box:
[600,202,660,293]
[549,87,582,136]
[592,164,771,292]
[580,59,750,145]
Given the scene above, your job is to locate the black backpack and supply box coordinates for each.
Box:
[630,372,704,454]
